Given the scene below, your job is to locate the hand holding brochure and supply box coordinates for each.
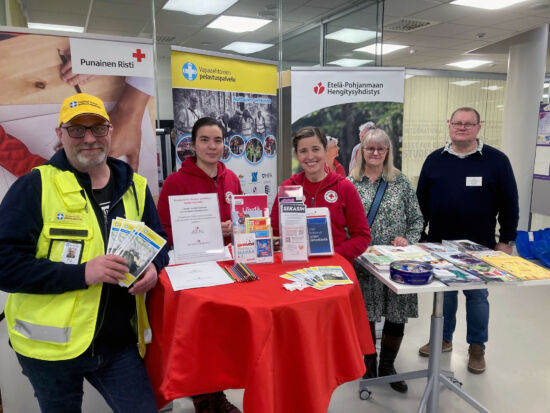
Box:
[106,218,167,288]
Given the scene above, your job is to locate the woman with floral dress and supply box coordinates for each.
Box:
[348,128,424,393]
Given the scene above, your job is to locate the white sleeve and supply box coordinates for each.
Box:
[125,76,155,96]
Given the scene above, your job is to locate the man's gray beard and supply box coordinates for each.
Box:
[76,148,107,167]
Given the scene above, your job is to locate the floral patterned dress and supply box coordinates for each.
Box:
[348,172,424,323]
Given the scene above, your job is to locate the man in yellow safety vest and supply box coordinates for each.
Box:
[0,93,169,413]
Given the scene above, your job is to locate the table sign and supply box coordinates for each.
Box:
[306,207,334,256]
[168,193,225,263]
[280,202,308,262]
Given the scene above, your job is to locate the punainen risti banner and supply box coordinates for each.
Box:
[0,31,159,201]
[171,48,278,207]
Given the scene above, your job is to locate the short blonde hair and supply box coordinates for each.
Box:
[350,128,400,181]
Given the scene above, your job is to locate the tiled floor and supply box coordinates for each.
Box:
[171,283,550,413]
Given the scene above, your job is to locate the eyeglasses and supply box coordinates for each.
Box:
[61,124,110,138]
[363,146,388,154]
[450,122,478,129]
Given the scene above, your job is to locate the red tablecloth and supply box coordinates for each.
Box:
[145,253,374,413]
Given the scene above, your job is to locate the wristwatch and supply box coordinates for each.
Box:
[506,240,516,247]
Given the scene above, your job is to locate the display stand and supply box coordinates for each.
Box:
[356,262,491,413]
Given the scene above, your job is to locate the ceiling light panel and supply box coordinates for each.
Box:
[207,16,271,33]
[451,80,479,86]
[162,0,238,15]
[325,28,377,44]
[446,59,492,69]
[222,42,273,54]
[354,43,408,55]
[27,23,84,33]
[328,58,373,67]
[450,0,527,10]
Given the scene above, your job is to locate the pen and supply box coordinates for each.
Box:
[58,49,82,93]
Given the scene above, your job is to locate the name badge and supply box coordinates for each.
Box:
[61,242,82,264]
[466,177,482,187]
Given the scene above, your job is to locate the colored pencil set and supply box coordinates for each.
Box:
[224,262,259,283]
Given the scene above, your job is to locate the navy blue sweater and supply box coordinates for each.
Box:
[416,144,519,249]
[0,150,169,355]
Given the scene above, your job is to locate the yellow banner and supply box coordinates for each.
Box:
[171,50,277,95]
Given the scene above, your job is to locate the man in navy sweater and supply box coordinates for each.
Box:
[416,107,519,374]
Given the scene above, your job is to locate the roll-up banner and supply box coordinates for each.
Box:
[170,47,278,207]
[291,67,404,175]
[0,29,159,202]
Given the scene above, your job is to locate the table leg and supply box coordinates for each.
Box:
[426,291,444,413]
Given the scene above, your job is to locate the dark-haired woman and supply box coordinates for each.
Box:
[157,117,242,413]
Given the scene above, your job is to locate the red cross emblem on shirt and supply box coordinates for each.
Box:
[324,190,338,203]
[132,49,146,62]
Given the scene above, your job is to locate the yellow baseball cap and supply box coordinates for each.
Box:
[58,93,110,126]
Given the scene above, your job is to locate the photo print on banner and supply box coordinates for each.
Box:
[0,31,159,202]
[291,68,404,175]
[171,48,278,206]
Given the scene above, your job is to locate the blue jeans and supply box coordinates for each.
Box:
[442,288,489,347]
[16,346,157,413]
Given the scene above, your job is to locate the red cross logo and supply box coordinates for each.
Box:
[132,49,146,62]
[324,190,338,203]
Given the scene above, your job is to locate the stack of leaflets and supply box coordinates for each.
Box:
[359,245,436,274]
[433,251,520,283]
[278,186,308,262]
[442,239,492,254]
[280,265,352,290]
[306,208,334,256]
[231,194,273,264]
[359,244,485,286]
[417,243,485,285]
[477,254,550,281]
[107,218,167,287]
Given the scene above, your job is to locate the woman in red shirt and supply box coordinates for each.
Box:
[270,126,371,263]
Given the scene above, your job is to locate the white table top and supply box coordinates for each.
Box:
[355,260,550,295]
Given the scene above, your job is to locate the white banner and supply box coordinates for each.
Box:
[70,38,154,77]
[291,67,404,123]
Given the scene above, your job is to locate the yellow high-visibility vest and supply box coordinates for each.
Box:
[5,165,152,361]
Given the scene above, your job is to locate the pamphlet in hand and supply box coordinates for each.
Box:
[106,218,167,288]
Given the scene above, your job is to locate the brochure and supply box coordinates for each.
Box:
[280,265,352,290]
[168,193,225,264]
[434,252,520,283]
[116,225,167,287]
[106,218,167,288]
[306,207,334,256]
[442,239,492,253]
[279,202,308,262]
[231,194,268,229]
[478,255,550,281]
[233,232,274,264]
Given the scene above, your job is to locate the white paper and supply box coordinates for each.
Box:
[168,193,225,264]
[166,261,234,291]
[534,146,550,176]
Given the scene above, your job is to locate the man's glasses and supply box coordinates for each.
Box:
[363,146,388,154]
[450,122,478,129]
[61,125,110,138]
